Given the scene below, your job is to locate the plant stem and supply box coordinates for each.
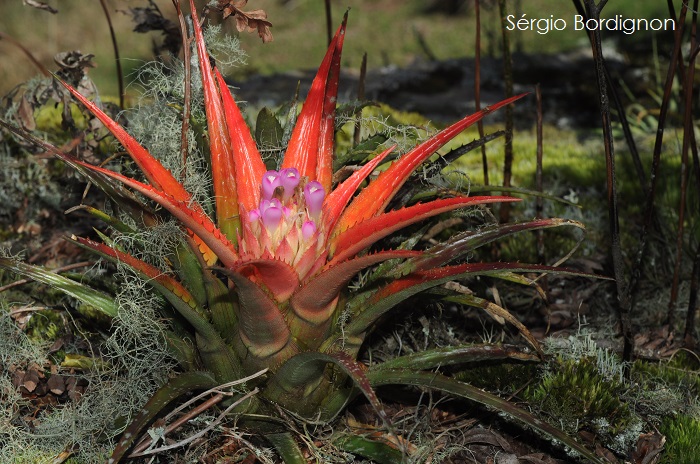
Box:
[669,0,699,325]
[324,0,332,46]
[474,0,489,186]
[628,1,688,328]
[583,0,632,368]
[98,0,124,109]
[353,52,367,147]
[535,84,546,293]
[497,0,514,223]
[0,32,49,76]
[173,0,193,178]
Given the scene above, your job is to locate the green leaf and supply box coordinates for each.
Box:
[333,434,405,464]
[70,236,242,381]
[255,107,284,149]
[342,262,603,341]
[468,184,581,207]
[372,344,539,372]
[266,351,388,427]
[266,432,307,464]
[367,369,606,464]
[396,218,585,276]
[0,258,118,317]
[61,353,109,370]
[334,133,389,168]
[65,205,136,234]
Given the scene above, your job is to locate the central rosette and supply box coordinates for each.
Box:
[245,167,326,269]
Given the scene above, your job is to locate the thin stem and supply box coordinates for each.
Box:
[324,0,333,46]
[173,0,193,178]
[0,32,50,76]
[628,1,688,326]
[474,0,489,186]
[130,388,260,457]
[535,84,546,280]
[98,0,124,109]
[497,0,514,223]
[669,0,700,323]
[685,248,700,348]
[583,0,633,368]
[352,52,368,148]
[570,0,648,198]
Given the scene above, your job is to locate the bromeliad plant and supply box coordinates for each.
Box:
[0,1,604,462]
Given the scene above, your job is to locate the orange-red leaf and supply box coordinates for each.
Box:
[337,93,527,232]
[281,14,347,188]
[73,236,199,310]
[323,145,395,233]
[231,258,300,302]
[57,78,191,203]
[59,151,239,267]
[215,69,267,212]
[191,0,240,241]
[329,196,519,265]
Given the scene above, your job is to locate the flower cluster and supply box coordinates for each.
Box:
[244,167,326,267]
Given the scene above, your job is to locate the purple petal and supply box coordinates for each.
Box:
[302,220,317,240]
[279,167,300,198]
[261,170,281,200]
[261,199,283,230]
[304,181,325,218]
[248,209,261,222]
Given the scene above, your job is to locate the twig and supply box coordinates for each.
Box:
[324,0,333,46]
[0,32,50,76]
[353,52,367,147]
[98,0,124,109]
[497,0,514,224]
[129,388,260,457]
[474,0,489,185]
[669,0,699,325]
[129,369,268,457]
[173,0,193,178]
[583,0,632,369]
[163,369,268,423]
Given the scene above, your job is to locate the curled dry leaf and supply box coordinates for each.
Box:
[215,0,273,43]
[23,0,58,14]
[125,1,182,56]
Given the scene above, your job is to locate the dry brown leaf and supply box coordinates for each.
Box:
[215,0,273,43]
[21,369,40,393]
[47,374,66,395]
[17,95,36,131]
[23,0,58,14]
[631,431,666,464]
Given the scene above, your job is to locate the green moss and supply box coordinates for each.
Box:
[632,355,700,399]
[630,355,700,423]
[526,357,636,442]
[659,415,700,464]
[22,307,64,343]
